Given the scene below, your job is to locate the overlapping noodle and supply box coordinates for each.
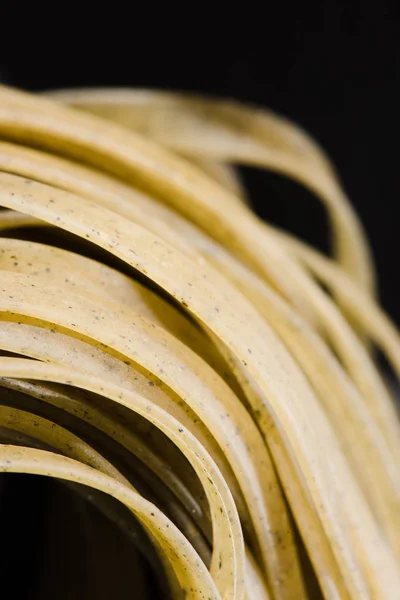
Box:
[0,85,398,600]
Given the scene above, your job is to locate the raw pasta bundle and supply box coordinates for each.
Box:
[0,85,399,599]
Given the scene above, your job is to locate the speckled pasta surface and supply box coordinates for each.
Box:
[0,85,399,600]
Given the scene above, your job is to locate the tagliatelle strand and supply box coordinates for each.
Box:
[0,85,398,600]
[0,356,246,600]
[0,141,397,466]
[267,225,400,378]
[0,262,304,600]
[0,374,213,556]
[48,87,374,297]
[0,86,365,333]
[6,233,399,574]
[0,443,222,600]
[0,175,399,599]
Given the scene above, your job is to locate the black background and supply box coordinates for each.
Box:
[1,2,399,325]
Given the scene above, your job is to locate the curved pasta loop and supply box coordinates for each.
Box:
[0,85,366,331]
[48,87,375,298]
[0,442,222,600]
[0,263,304,600]
[0,85,397,600]
[0,141,396,467]
[266,225,400,378]
[0,356,249,600]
